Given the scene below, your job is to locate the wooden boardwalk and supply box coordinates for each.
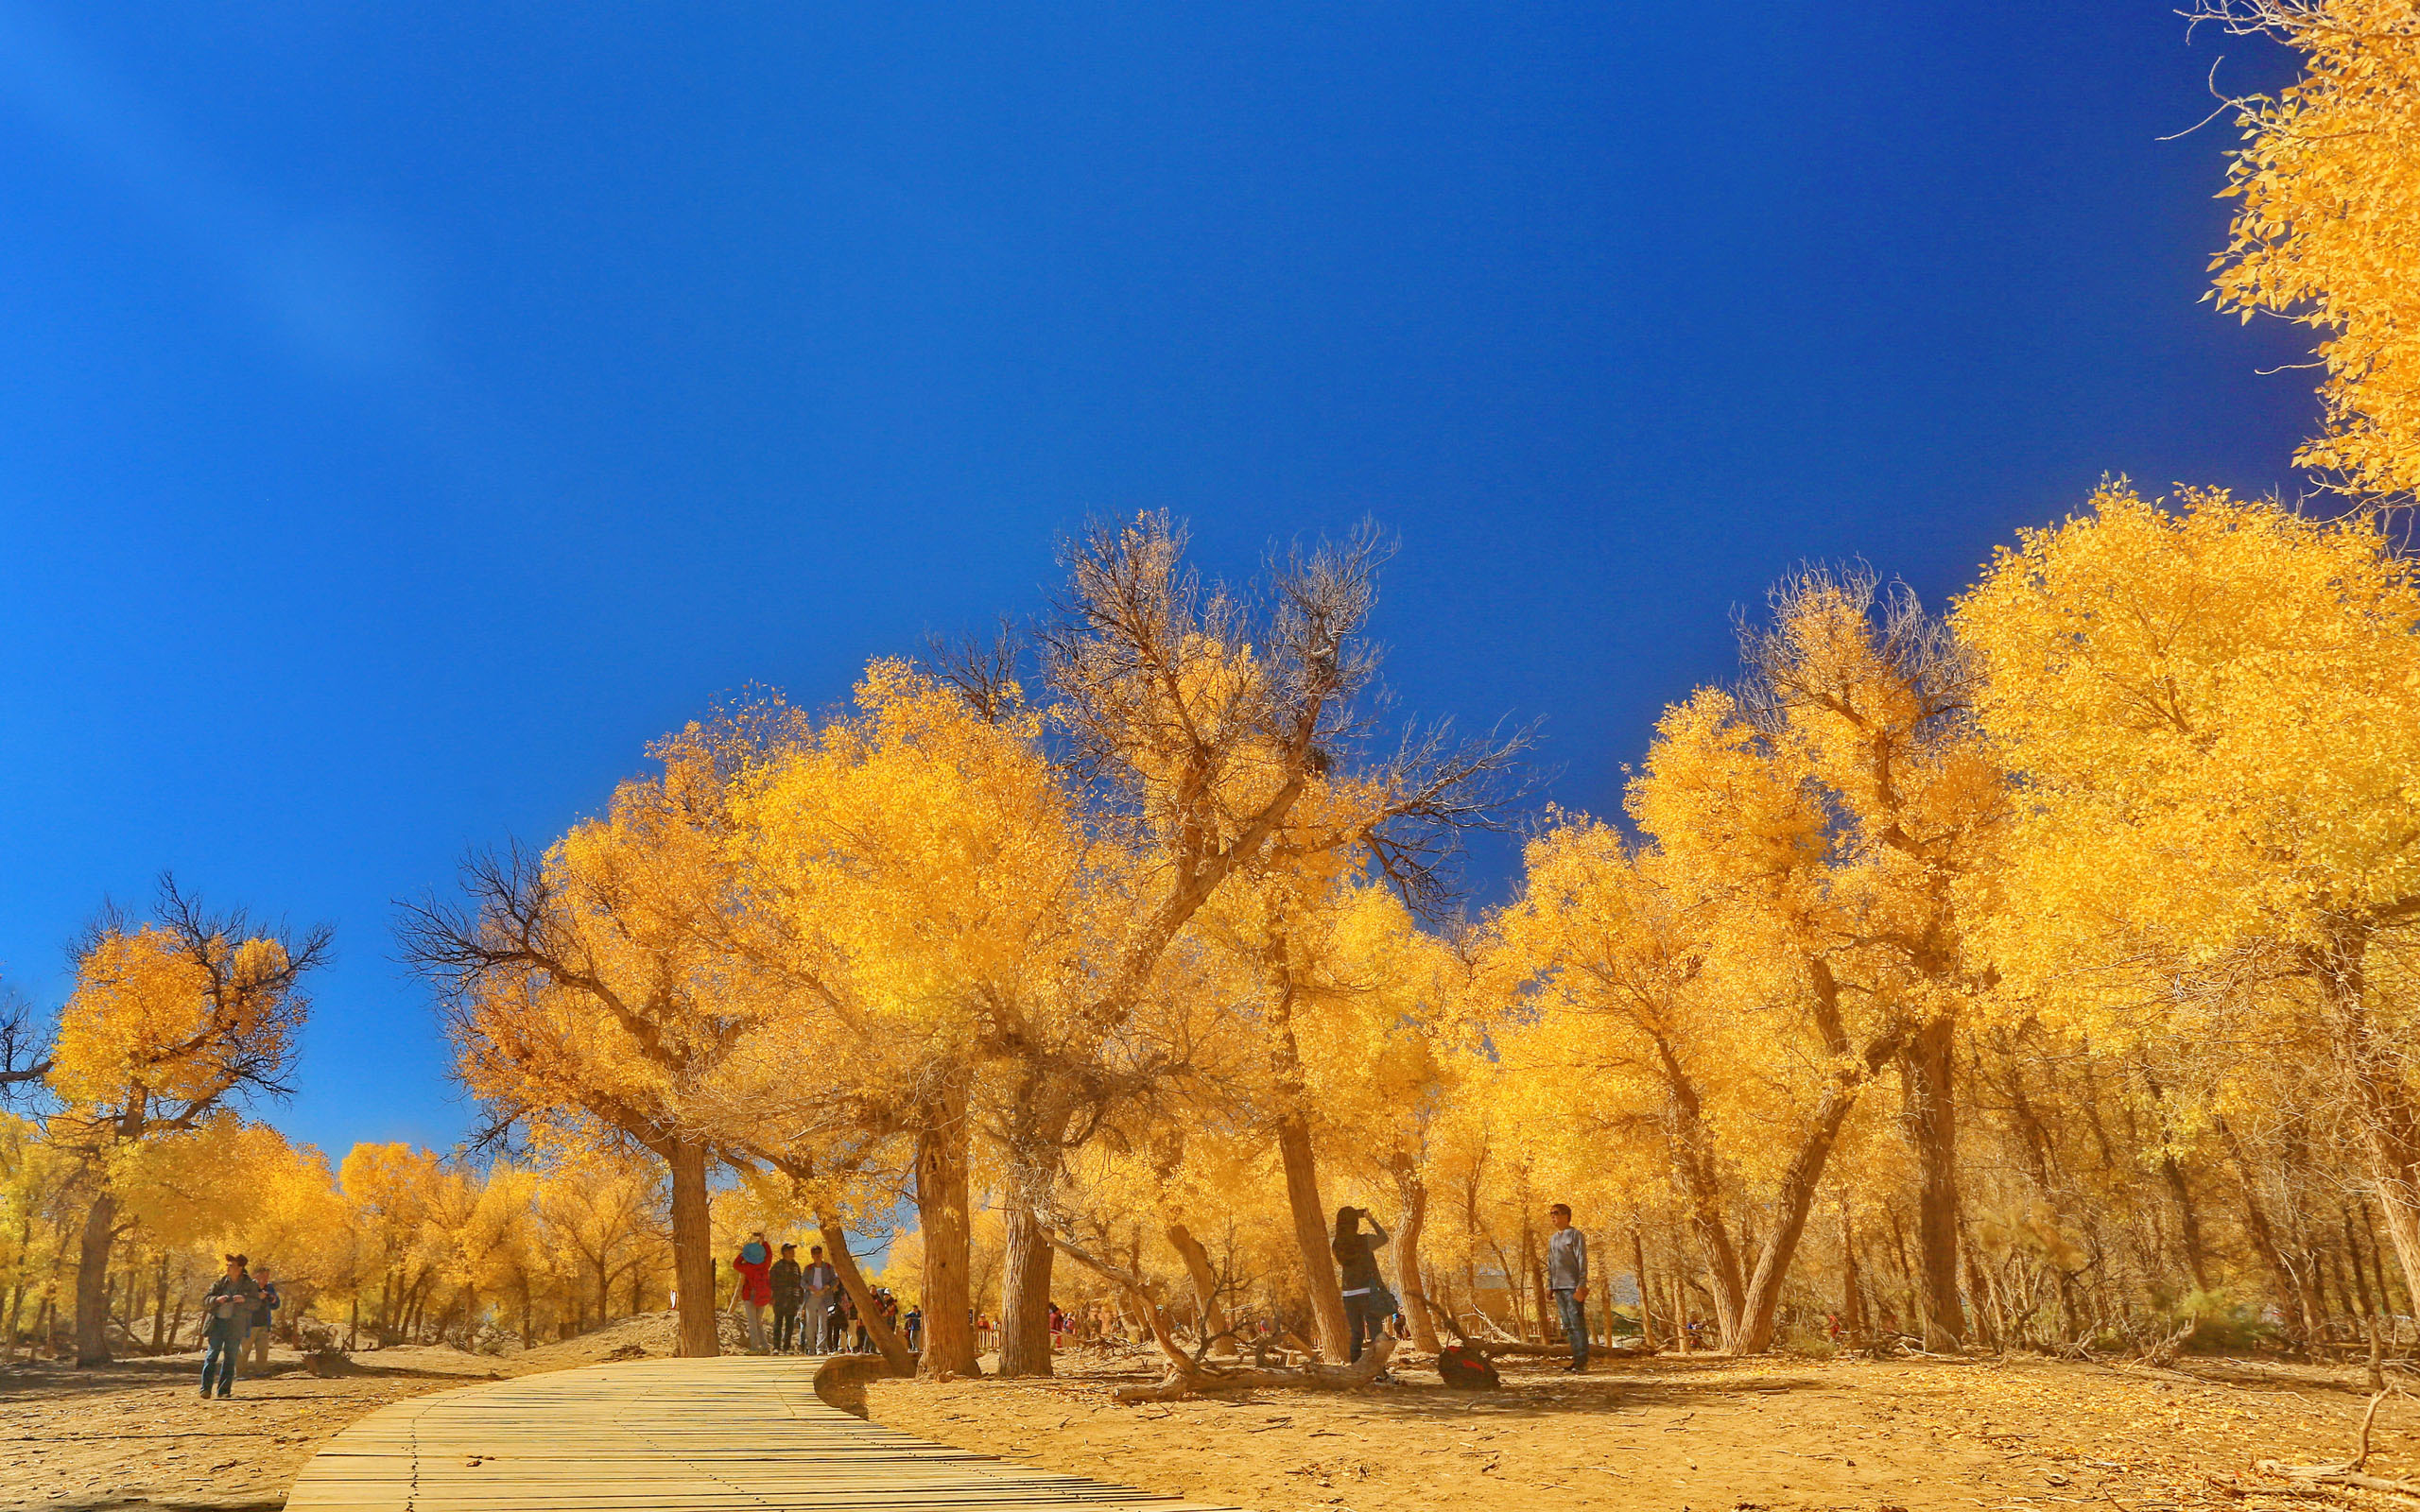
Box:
[285,1355,1249,1512]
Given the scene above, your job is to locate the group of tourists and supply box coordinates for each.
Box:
[197,1252,283,1398]
[728,1232,919,1355]
[722,1204,1594,1372]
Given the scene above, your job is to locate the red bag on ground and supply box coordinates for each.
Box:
[1436,1344,1500,1389]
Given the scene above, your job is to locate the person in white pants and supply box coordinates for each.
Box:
[800,1246,839,1352]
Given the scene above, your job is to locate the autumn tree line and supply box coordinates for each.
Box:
[2,0,2416,1375]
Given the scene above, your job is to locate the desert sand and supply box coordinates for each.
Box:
[868,1346,2420,1512]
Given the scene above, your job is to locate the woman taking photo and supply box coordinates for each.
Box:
[1330,1206,1393,1366]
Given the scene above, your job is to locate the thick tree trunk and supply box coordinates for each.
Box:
[149,1250,170,1351]
[72,1191,119,1366]
[1261,924,1350,1364]
[1663,1090,1750,1347]
[1274,1111,1350,1361]
[996,1201,1056,1377]
[1394,1179,1440,1354]
[1166,1223,1235,1357]
[1902,1015,1966,1348]
[665,1137,719,1358]
[913,1090,980,1378]
[817,1219,913,1373]
[1726,1041,1891,1354]
[995,1098,1072,1378]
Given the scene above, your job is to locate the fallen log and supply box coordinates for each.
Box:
[1112,1335,1399,1403]
[2256,1383,2419,1498]
[2256,1461,2420,1498]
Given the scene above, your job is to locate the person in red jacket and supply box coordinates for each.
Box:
[732,1231,774,1353]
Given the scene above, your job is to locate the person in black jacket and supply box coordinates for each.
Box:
[1330,1207,1392,1366]
[770,1244,804,1353]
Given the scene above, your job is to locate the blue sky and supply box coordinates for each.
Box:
[0,4,2309,1160]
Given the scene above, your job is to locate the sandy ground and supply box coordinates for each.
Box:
[868,1346,2420,1512]
[0,1312,742,1512]
[17,1322,2420,1512]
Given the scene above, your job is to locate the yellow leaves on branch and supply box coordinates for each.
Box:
[2210,0,2420,497]
[1955,481,2420,1017]
[49,924,298,1112]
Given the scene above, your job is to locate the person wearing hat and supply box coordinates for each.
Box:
[769,1243,804,1353]
[200,1254,261,1399]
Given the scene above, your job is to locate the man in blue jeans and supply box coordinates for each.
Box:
[1546,1203,1590,1373]
[200,1254,261,1399]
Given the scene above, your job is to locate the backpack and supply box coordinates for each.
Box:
[1436,1344,1500,1390]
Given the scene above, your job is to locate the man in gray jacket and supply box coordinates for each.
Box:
[1546,1203,1590,1373]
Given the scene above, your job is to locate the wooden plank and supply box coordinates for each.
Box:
[283,1356,1250,1512]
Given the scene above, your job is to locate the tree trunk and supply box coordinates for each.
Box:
[1524,1217,1550,1342]
[913,1087,980,1378]
[1274,1111,1350,1361]
[996,1201,1056,1376]
[1725,1034,1895,1354]
[347,1293,360,1353]
[1394,1179,1440,1354]
[2220,1119,2311,1343]
[665,1137,719,1358]
[810,1219,910,1371]
[1902,1015,1966,1348]
[1841,1198,1867,1337]
[2343,1210,2377,1319]
[2319,934,2420,1323]
[147,1247,169,1354]
[72,1191,119,1366]
[1631,1227,1658,1348]
[1166,1223,1236,1357]
[167,1260,187,1352]
[2162,1152,2213,1294]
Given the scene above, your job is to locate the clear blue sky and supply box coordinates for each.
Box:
[0,5,2309,1161]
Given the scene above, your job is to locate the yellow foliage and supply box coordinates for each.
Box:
[2210,0,2420,497]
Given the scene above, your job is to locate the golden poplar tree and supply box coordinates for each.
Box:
[46,884,328,1365]
[2202,0,2420,498]
[1958,482,2420,1301]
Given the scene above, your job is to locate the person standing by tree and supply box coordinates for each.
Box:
[799,1245,838,1354]
[769,1243,803,1353]
[1546,1203,1590,1374]
[246,1263,281,1367]
[200,1254,259,1399]
[1330,1207,1392,1365]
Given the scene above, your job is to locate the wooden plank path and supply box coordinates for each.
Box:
[285,1355,1251,1512]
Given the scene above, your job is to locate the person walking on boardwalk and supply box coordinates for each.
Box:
[732,1231,774,1353]
[200,1254,260,1399]
[247,1263,281,1367]
[769,1247,808,1354]
[1546,1202,1591,1373]
[799,1244,838,1353]
[1331,1207,1393,1366]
